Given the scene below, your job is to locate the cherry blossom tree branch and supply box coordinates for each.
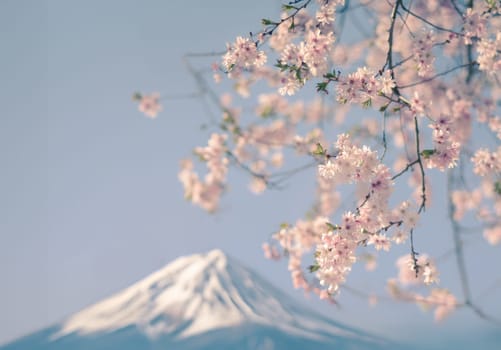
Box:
[382,0,401,79]
[449,0,464,17]
[391,159,420,180]
[447,171,472,301]
[414,116,426,213]
[447,168,501,327]
[399,1,463,36]
[399,62,478,89]
[465,0,476,83]
[138,0,501,325]
[260,0,313,40]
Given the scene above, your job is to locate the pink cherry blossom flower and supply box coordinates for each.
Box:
[318,160,336,179]
[138,93,162,118]
[368,234,391,251]
[484,225,501,245]
[222,36,267,77]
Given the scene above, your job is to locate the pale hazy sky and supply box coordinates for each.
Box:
[1,0,500,348]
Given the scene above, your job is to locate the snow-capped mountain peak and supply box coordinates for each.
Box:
[53,249,358,342]
[0,249,393,350]
[54,249,240,339]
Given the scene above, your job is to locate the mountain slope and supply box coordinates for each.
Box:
[1,249,395,350]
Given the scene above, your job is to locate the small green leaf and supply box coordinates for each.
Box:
[232,126,242,136]
[295,68,302,80]
[194,151,207,162]
[485,0,496,9]
[308,264,320,273]
[222,110,235,123]
[260,106,274,118]
[379,104,389,112]
[313,143,325,156]
[326,222,340,231]
[421,149,436,158]
[317,81,328,93]
[324,71,336,79]
[274,60,289,72]
[282,4,296,11]
[362,99,372,108]
[494,181,501,195]
[261,18,277,26]
[280,222,289,230]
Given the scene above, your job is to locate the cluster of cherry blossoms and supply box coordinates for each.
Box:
[334,67,396,105]
[455,145,501,245]
[387,279,457,322]
[222,36,267,77]
[463,4,501,74]
[412,29,436,77]
[137,0,501,324]
[178,134,229,212]
[385,254,456,321]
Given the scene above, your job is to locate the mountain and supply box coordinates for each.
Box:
[1,249,396,350]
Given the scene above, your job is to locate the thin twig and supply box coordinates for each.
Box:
[400,2,463,36]
[447,169,501,327]
[399,62,478,89]
[391,159,420,180]
[414,116,426,213]
[382,0,401,77]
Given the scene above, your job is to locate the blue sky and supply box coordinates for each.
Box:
[1,0,500,348]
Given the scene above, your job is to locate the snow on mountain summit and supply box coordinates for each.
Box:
[55,249,238,339]
[52,249,374,344]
